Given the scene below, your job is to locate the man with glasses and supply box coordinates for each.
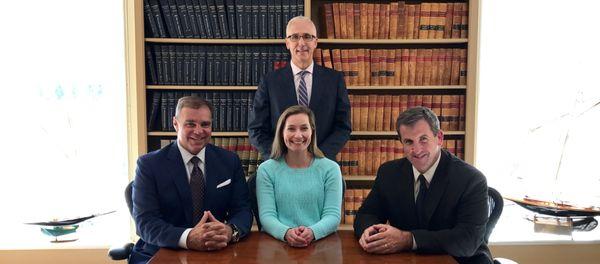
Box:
[248,16,351,161]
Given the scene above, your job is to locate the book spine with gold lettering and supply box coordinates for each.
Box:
[359,95,369,131]
[346,3,354,39]
[389,2,399,39]
[383,95,392,131]
[418,3,430,39]
[323,3,334,38]
[451,3,462,38]
[375,95,384,131]
[332,2,341,38]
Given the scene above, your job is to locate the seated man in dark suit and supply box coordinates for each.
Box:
[354,107,492,264]
[131,96,252,263]
[248,16,351,161]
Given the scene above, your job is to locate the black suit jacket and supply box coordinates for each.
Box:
[130,143,253,263]
[248,63,351,160]
[354,150,492,264]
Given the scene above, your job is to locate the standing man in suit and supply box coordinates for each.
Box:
[248,16,351,161]
[131,96,252,263]
[354,107,492,264]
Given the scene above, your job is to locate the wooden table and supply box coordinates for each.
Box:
[149,230,457,263]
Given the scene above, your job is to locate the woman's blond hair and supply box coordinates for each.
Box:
[270,105,324,160]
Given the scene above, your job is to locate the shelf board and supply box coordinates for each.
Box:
[344,176,376,181]
[147,85,465,90]
[148,131,465,136]
[146,38,285,44]
[318,38,468,44]
[145,38,467,45]
[148,131,248,136]
[147,85,257,90]
[347,85,466,90]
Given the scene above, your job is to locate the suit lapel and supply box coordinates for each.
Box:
[203,144,228,211]
[167,143,193,225]
[282,65,299,106]
[308,64,322,109]
[423,150,451,226]
[399,160,420,227]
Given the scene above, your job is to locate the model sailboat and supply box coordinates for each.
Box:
[503,99,600,222]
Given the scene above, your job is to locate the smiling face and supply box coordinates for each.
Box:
[282,113,313,153]
[285,18,318,69]
[399,119,444,174]
[173,106,212,155]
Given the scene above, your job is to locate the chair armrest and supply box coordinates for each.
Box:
[108,242,134,260]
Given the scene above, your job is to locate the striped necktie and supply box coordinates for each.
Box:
[297,70,309,106]
[190,156,205,224]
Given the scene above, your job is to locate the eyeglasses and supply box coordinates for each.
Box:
[286,33,317,42]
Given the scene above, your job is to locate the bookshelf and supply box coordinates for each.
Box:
[125,0,479,230]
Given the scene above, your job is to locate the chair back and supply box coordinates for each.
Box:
[108,181,135,261]
[247,173,262,230]
[486,187,503,244]
[125,181,134,215]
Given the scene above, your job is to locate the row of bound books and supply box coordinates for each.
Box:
[349,94,465,132]
[343,188,370,225]
[147,91,255,132]
[322,2,468,39]
[336,139,464,176]
[146,44,290,86]
[159,137,265,177]
[314,48,467,86]
[143,0,304,38]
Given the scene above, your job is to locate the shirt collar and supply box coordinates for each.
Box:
[290,60,314,76]
[412,150,442,184]
[176,140,206,165]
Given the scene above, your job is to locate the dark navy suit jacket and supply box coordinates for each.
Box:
[130,143,252,263]
[354,150,493,264]
[248,63,352,160]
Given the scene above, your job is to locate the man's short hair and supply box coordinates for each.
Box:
[285,16,317,37]
[175,96,214,118]
[395,106,441,140]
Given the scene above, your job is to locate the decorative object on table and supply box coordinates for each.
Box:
[25,210,115,242]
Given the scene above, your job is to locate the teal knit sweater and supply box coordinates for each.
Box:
[257,157,343,241]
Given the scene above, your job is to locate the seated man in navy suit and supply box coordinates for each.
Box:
[131,96,252,263]
[354,107,492,264]
[248,16,351,161]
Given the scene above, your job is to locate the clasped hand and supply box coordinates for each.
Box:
[358,224,413,254]
[284,226,314,247]
[186,211,233,251]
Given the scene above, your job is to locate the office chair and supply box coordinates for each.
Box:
[247,172,262,230]
[487,187,518,264]
[108,181,135,261]
[486,187,503,244]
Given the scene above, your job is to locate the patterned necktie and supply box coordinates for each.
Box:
[297,70,309,106]
[416,174,429,228]
[190,156,205,224]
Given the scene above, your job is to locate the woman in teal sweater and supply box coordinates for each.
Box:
[257,105,343,247]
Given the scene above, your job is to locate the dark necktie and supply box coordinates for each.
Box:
[297,70,309,106]
[190,156,205,223]
[416,174,428,228]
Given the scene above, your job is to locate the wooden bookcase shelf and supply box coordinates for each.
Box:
[318,38,468,44]
[147,85,466,91]
[148,131,466,137]
[146,38,286,44]
[127,0,479,233]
